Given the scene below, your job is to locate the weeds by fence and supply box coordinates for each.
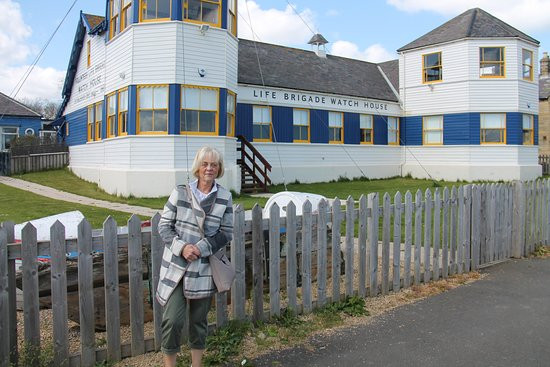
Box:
[0,179,548,366]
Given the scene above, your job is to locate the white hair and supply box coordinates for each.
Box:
[191,146,224,179]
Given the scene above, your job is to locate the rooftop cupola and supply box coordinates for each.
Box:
[308,33,329,58]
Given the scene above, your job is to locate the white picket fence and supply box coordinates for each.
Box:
[0,180,548,366]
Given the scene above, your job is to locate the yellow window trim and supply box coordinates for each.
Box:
[106,92,117,138]
[388,117,400,146]
[139,0,172,23]
[94,101,103,141]
[66,122,69,137]
[522,49,534,82]
[293,108,310,143]
[228,0,237,36]
[360,131,373,145]
[180,85,220,136]
[118,87,129,136]
[120,1,132,32]
[480,113,506,144]
[137,84,169,135]
[87,105,94,142]
[359,114,374,144]
[253,105,272,142]
[522,114,534,145]
[226,90,236,137]
[422,116,444,146]
[183,0,222,27]
[109,0,118,40]
[480,46,506,79]
[328,111,343,144]
[86,40,91,68]
[422,51,442,84]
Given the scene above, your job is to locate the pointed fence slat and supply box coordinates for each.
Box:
[231,206,247,319]
[450,186,457,274]
[433,188,440,280]
[414,190,422,285]
[269,203,281,317]
[442,188,450,278]
[382,193,391,295]
[464,185,472,272]
[51,221,69,367]
[2,221,17,365]
[316,199,328,307]
[457,186,464,274]
[479,184,487,264]
[301,201,312,313]
[393,192,402,292]
[251,205,264,322]
[103,217,121,362]
[488,184,496,262]
[0,227,9,367]
[404,191,413,288]
[22,223,40,358]
[358,195,368,298]
[128,215,145,355]
[78,219,95,367]
[215,246,228,327]
[367,193,379,296]
[150,213,163,349]
[331,199,342,302]
[423,189,432,282]
[471,186,481,270]
[345,196,355,298]
[285,202,298,313]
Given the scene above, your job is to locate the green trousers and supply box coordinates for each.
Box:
[161,280,212,354]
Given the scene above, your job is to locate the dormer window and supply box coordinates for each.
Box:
[480,47,505,78]
[184,0,221,26]
[422,52,442,83]
[140,0,171,22]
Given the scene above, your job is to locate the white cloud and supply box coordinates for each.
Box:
[325,9,340,17]
[331,41,397,63]
[238,1,316,46]
[0,0,64,101]
[387,0,550,32]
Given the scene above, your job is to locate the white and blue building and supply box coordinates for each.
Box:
[56,3,541,196]
[0,92,47,151]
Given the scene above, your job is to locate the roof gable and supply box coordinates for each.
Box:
[0,92,42,118]
[398,8,539,52]
[238,39,398,102]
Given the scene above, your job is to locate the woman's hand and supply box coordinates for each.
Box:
[182,244,201,261]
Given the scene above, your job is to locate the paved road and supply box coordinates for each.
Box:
[254,257,550,367]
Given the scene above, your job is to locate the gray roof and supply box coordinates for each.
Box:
[540,78,550,100]
[0,92,41,118]
[378,59,399,91]
[398,8,539,52]
[238,39,398,102]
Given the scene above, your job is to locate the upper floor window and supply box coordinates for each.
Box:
[228,0,237,36]
[86,40,91,68]
[140,0,171,22]
[109,0,120,40]
[184,0,220,26]
[480,113,505,144]
[137,85,168,134]
[480,47,505,78]
[118,88,129,135]
[387,116,399,145]
[107,93,117,138]
[181,86,218,134]
[522,49,533,81]
[423,115,443,145]
[523,114,534,145]
[360,114,373,144]
[121,0,132,32]
[252,105,271,142]
[293,108,309,143]
[328,111,343,144]
[226,91,236,136]
[423,52,442,83]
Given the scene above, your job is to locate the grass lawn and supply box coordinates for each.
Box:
[0,183,143,228]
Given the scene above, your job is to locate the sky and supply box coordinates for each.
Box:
[1,0,549,102]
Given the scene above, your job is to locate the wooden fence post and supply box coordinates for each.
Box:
[231,206,247,319]
[404,191,413,287]
[50,221,69,367]
[457,186,464,274]
[22,223,40,365]
[78,219,95,366]
[442,188,450,278]
[0,227,9,367]
[331,199,342,303]
[393,191,402,292]
[512,181,525,258]
[358,195,368,298]
[150,213,163,350]
[464,185,472,272]
[414,189,423,284]
[382,193,391,294]
[128,215,145,355]
[471,185,481,270]
[269,203,281,317]
[285,202,298,313]
[423,189,432,282]
[433,188,440,280]
[301,201,312,313]
[367,192,379,296]
[1,221,17,365]
[103,216,121,362]
[251,204,264,322]
[316,199,328,307]
[345,196,355,298]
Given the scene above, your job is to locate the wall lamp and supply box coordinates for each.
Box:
[199,24,210,35]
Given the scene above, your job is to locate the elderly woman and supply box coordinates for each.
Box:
[157,146,233,367]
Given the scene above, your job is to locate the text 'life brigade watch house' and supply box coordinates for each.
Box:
[55,2,541,197]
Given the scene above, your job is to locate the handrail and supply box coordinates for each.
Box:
[236,135,272,192]
[237,135,272,170]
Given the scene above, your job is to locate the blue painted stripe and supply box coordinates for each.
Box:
[64,106,88,146]
[219,88,227,136]
[169,84,180,135]
[172,0,182,21]
[535,115,539,145]
[343,112,359,145]
[506,112,522,145]
[374,115,388,145]
[272,106,293,143]
[236,103,252,140]
[310,109,328,143]
[128,85,137,135]
[221,0,228,29]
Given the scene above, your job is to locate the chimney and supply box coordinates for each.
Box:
[541,52,550,79]
[308,33,329,58]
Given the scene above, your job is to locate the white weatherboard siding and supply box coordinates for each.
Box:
[402,146,541,181]
[253,143,403,184]
[64,33,107,114]
[69,136,240,197]
[105,28,133,93]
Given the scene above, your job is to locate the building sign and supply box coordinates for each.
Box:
[72,61,106,105]
[238,86,402,115]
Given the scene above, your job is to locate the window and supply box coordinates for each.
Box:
[252,106,271,141]
[388,116,399,145]
[109,0,120,40]
[181,86,218,134]
[118,88,128,135]
[423,52,442,83]
[328,111,343,143]
[94,102,103,141]
[184,0,220,25]
[522,49,533,81]
[1,127,18,151]
[423,115,443,145]
[293,109,309,143]
[140,0,171,21]
[87,40,91,68]
[480,113,506,144]
[523,114,534,145]
[480,47,505,77]
[66,122,70,137]
[228,0,236,36]
[87,105,94,141]
[121,0,132,32]
[138,85,168,133]
[360,114,373,144]
[107,93,117,138]
[226,91,236,136]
